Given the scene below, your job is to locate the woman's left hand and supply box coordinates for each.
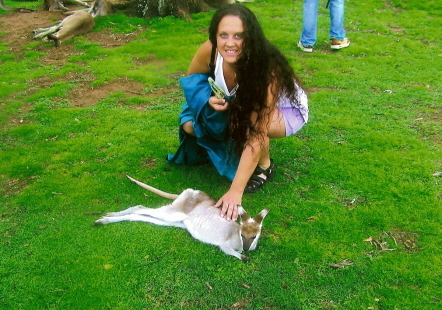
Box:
[214,188,243,221]
[208,96,229,112]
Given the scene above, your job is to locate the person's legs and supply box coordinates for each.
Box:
[257,137,271,169]
[246,106,308,193]
[299,0,320,47]
[255,107,287,169]
[329,0,346,40]
[245,135,273,193]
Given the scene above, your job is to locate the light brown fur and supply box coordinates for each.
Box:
[89,0,115,17]
[34,0,115,47]
[33,10,95,47]
[52,11,94,46]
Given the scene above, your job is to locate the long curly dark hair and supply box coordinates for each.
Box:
[209,4,301,157]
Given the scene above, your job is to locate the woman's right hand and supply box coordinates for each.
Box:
[208,96,229,112]
[214,188,243,222]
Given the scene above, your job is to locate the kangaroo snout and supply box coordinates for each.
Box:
[240,208,269,252]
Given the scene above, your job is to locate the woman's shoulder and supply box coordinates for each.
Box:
[187,40,214,75]
[200,40,213,53]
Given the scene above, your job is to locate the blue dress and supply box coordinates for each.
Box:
[166,73,238,181]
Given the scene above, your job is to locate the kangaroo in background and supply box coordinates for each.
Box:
[33,0,115,47]
[88,0,115,17]
[94,175,269,262]
[33,10,95,47]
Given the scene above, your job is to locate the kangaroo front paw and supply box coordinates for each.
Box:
[241,255,250,263]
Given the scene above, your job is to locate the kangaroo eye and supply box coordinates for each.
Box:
[241,234,245,238]
[251,236,256,240]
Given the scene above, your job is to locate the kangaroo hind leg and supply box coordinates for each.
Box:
[128,189,198,223]
[132,204,187,223]
[94,213,185,227]
[104,205,146,217]
[94,204,187,227]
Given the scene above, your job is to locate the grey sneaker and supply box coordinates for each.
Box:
[297,41,313,53]
[331,38,350,49]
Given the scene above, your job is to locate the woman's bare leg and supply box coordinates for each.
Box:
[182,120,195,136]
[257,108,286,169]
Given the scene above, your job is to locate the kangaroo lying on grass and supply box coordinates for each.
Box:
[94,176,269,262]
[33,10,95,47]
[33,0,114,47]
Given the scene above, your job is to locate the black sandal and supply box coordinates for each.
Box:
[244,159,275,194]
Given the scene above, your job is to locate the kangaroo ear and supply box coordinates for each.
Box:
[238,206,250,223]
[254,208,269,223]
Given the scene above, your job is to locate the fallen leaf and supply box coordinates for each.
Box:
[232,299,248,308]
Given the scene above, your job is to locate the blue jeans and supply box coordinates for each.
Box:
[300,0,346,46]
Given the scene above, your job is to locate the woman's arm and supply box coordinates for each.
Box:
[187,40,228,113]
[214,139,264,221]
[215,84,279,221]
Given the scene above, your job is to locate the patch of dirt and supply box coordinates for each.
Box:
[0,175,40,198]
[67,74,146,107]
[0,7,177,115]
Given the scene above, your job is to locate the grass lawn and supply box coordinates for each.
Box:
[1,0,441,309]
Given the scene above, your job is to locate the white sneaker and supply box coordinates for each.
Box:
[331,38,351,49]
[297,41,313,53]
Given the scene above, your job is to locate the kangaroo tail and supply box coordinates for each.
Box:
[126,175,179,200]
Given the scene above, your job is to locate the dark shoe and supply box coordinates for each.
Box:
[244,159,275,194]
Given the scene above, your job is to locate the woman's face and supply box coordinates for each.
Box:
[216,15,244,65]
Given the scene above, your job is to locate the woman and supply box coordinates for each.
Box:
[168,4,308,221]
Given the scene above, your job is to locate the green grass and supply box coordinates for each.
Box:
[1,0,442,309]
